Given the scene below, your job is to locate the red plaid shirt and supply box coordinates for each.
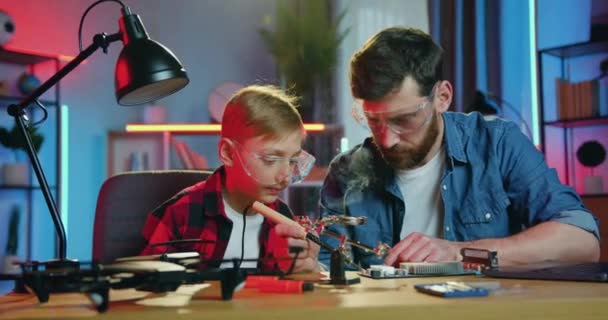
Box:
[140,167,294,273]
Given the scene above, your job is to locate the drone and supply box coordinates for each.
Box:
[0,203,390,312]
[0,254,248,313]
[0,244,328,312]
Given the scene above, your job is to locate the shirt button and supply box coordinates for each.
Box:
[445,226,450,232]
[442,184,447,191]
[485,213,491,220]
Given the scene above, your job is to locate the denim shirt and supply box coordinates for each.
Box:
[319,112,599,269]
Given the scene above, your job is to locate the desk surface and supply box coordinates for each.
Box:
[1,273,607,320]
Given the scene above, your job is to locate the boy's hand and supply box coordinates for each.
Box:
[274,223,321,273]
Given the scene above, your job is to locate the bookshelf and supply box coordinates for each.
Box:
[0,48,62,263]
[538,40,608,195]
[107,124,341,214]
[109,123,343,174]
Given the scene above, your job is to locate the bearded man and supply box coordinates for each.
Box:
[317,27,599,269]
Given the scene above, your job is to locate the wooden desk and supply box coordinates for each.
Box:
[1,273,607,320]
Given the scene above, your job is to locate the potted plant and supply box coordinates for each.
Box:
[0,123,44,186]
[258,0,349,123]
[2,205,20,274]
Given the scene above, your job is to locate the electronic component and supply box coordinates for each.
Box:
[461,248,498,271]
[360,265,409,278]
[400,262,464,275]
[361,261,479,279]
[414,281,489,298]
[362,248,499,280]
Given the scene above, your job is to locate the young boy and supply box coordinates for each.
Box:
[140,85,320,274]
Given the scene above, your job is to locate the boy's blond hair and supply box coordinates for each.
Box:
[221,85,304,141]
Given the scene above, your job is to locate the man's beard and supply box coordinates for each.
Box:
[375,113,439,170]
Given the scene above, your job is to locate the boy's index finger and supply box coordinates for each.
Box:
[275,223,307,239]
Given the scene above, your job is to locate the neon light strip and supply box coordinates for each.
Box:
[125,123,327,132]
[528,0,540,146]
[303,123,325,131]
[126,124,222,132]
[60,105,69,238]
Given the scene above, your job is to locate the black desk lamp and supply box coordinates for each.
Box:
[6,0,189,269]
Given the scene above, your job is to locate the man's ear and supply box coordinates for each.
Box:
[435,80,453,112]
[218,138,235,166]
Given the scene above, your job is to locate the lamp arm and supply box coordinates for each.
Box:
[6,32,122,261]
[9,32,122,115]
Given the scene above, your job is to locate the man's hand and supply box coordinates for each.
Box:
[274,223,321,273]
[384,232,463,266]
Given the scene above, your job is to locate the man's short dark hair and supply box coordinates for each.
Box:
[350,27,444,100]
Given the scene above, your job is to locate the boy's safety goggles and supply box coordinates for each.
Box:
[232,140,316,185]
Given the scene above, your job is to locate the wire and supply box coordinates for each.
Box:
[17,99,49,127]
[238,204,252,269]
[30,99,48,126]
[487,92,534,140]
[284,248,301,276]
[78,0,127,52]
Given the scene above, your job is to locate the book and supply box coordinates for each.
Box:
[170,138,208,170]
[182,141,209,170]
[171,138,194,169]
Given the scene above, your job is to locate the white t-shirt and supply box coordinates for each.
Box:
[220,200,264,269]
[396,148,446,240]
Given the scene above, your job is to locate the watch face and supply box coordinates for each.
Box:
[208,82,244,123]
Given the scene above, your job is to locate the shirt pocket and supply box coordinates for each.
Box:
[459,191,511,239]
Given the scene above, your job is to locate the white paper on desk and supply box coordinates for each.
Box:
[135,284,211,307]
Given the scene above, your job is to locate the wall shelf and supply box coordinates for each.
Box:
[109,124,339,215]
[0,47,56,65]
[0,48,62,261]
[537,39,608,196]
[539,41,608,58]
[544,116,608,128]
[580,193,608,198]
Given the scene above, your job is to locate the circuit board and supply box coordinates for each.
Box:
[359,263,479,279]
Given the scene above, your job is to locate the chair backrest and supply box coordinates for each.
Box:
[92,170,212,264]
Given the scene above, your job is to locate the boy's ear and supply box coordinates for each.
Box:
[218,138,235,166]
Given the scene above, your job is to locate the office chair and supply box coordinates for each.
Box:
[92,170,211,264]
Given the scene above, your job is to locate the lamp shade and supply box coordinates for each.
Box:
[115,38,189,106]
